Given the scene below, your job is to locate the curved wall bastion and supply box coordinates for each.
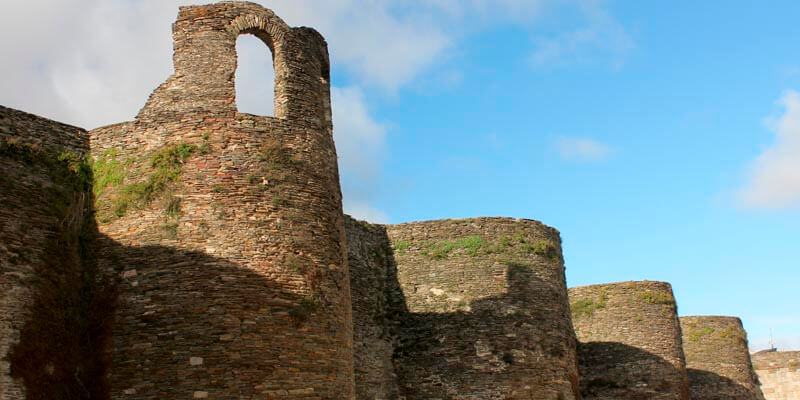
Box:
[569,281,690,400]
[383,217,580,399]
[752,351,800,400]
[0,2,779,400]
[680,316,765,400]
[89,2,353,399]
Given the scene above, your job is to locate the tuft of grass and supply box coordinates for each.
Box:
[211,184,225,193]
[258,143,295,170]
[95,143,197,221]
[688,326,714,342]
[570,290,608,319]
[532,239,558,260]
[160,223,178,239]
[392,240,411,256]
[91,149,125,198]
[197,141,211,155]
[638,290,674,305]
[163,194,181,217]
[246,173,258,184]
[271,195,288,207]
[423,236,485,259]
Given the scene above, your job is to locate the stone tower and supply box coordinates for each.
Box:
[680,316,765,400]
[569,281,690,400]
[381,218,580,399]
[88,2,354,398]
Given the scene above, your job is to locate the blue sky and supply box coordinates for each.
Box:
[1,0,798,351]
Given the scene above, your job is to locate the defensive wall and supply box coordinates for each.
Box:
[87,2,353,399]
[752,351,800,400]
[0,2,779,400]
[680,316,764,400]
[0,106,110,399]
[569,281,690,400]
[345,216,580,399]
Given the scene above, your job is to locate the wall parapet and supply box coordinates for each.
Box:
[681,316,764,400]
[569,281,690,400]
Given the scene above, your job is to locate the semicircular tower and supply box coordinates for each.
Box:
[680,316,765,400]
[385,217,580,400]
[569,281,690,400]
[88,2,352,398]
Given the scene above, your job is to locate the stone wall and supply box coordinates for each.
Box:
[680,316,764,399]
[753,351,800,400]
[344,217,404,400]
[384,218,580,400]
[0,106,98,399]
[87,3,354,398]
[569,281,690,400]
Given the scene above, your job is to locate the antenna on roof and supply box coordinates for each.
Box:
[769,328,776,351]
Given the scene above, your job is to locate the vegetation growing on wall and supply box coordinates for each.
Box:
[571,290,608,319]
[408,233,561,261]
[638,290,675,306]
[92,143,198,222]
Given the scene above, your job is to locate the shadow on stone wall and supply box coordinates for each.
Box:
[686,369,760,400]
[346,217,577,400]
[96,236,329,399]
[393,264,577,399]
[578,342,748,400]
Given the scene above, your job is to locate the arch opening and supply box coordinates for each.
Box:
[234,33,275,116]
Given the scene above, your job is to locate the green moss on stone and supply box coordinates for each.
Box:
[571,290,608,319]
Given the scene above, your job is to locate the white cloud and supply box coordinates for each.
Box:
[331,86,390,221]
[530,3,634,69]
[739,90,800,209]
[0,0,627,223]
[343,201,390,224]
[268,1,450,91]
[235,34,275,116]
[556,137,613,162]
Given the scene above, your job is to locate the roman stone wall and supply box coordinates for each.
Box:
[753,351,800,400]
[680,316,764,399]
[384,218,580,400]
[344,216,404,400]
[87,3,354,398]
[569,281,690,400]
[0,106,92,399]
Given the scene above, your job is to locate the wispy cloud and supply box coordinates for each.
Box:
[0,0,627,223]
[556,137,613,162]
[529,3,634,69]
[738,90,800,209]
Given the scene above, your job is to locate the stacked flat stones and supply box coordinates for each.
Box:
[0,107,90,400]
[753,351,800,400]
[570,281,690,400]
[681,316,765,399]
[383,218,580,400]
[88,3,352,398]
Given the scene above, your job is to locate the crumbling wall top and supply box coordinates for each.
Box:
[135,1,331,126]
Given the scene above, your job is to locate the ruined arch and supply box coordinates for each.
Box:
[136,3,331,127]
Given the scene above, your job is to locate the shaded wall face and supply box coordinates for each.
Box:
[384,218,579,400]
[753,351,800,400]
[345,217,403,400]
[87,3,353,399]
[0,106,108,399]
[680,316,764,400]
[569,281,689,400]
